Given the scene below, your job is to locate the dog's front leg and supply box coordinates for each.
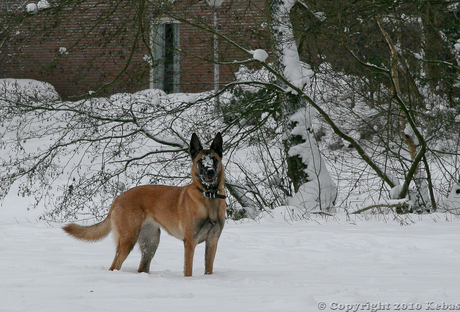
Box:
[183,239,196,277]
[204,224,222,275]
[205,238,218,275]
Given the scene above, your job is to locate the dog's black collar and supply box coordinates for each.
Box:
[197,187,226,199]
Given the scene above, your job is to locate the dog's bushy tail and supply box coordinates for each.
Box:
[63,217,112,242]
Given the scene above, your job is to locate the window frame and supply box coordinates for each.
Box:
[150,17,180,93]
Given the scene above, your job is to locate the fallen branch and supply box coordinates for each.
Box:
[352,202,410,215]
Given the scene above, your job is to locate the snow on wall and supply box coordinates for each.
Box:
[0,78,60,101]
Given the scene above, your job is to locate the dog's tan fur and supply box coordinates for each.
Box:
[63,133,225,277]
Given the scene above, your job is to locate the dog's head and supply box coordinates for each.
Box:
[190,133,223,190]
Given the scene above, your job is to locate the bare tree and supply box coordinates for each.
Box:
[291,0,460,213]
[1,0,459,221]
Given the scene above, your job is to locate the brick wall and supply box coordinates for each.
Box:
[178,0,269,92]
[0,0,269,98]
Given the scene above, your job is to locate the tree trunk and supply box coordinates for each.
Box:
[266,0,310,194]
[266,0,336,210]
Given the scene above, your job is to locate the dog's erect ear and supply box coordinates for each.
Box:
[190,133,203,160]
[210,132,223,158]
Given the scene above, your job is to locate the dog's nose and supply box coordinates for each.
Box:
[205,168,216,180]
[207,168,215,176]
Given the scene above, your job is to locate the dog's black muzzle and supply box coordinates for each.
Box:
[203,168,216,183]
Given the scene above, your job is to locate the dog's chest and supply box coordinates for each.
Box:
[193,218,223,244]
[193,204,224,244]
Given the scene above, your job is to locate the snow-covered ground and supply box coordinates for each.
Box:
[1,79,460,311]
[2,192,460,312]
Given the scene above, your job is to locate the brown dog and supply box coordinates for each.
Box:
[63,133,226,277]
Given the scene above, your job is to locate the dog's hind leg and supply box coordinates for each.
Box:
[110,235,138,271]
[137,220,161,273]
[109,209,144,271]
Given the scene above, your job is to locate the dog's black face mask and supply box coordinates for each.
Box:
[195,152,221,189]
[190,133,223,191]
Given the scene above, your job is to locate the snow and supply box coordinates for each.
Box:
[26,3,38,14]
[26,0,50,13]
[251,49,269,62]
[389,185,404,200]
[288,108,337,211]
[269,0,313,93]
[0,78,60,102]
[283,0,298,12]
[455,40,460,52]
[58,47,68,55]
[201,154,214,168]
[446,183,460,213]
[314,11,326,22]
[37,0,50,10]
[403,123,421,145]
[283,48,313,92]
[2,201,460,311]
[205,0,226,9]
[1,79,460,311]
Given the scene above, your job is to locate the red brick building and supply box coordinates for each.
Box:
[0,0,268,98]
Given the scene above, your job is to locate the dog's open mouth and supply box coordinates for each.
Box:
[205,177,214,182]
[202,167,217,184]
